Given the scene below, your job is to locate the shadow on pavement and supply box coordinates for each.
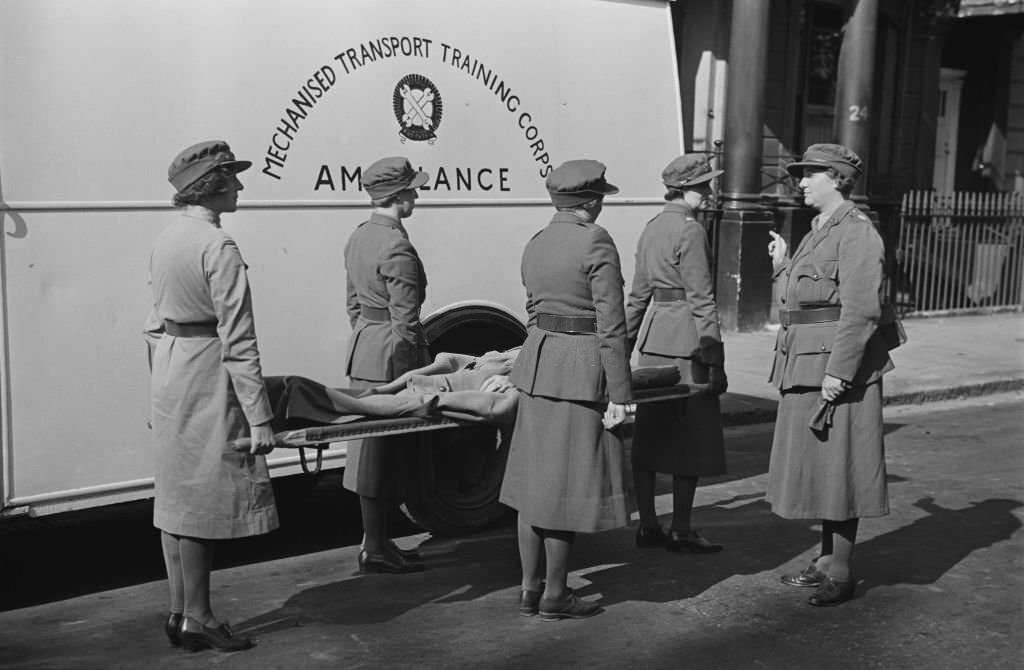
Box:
[237,492,823,635]
[856,496,1022,593]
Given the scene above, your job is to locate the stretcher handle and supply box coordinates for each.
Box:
[229,434,330,452]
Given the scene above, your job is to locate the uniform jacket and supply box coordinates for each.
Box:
[625,202,724,366]
[769,200,893,390]
[509,212,633,404]
[344,213,430,382]
[144,207,272,426]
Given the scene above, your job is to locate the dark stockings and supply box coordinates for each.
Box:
[360,495,390,554]
[635,469,700,535]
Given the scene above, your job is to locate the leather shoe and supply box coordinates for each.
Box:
[539,591,603,621]
[519,588,543,617]
[781,560,827,588]
[358,548,425,574]
[635,525,669,549]
[179,616,252,653]
[165,612,183,647]
[808,575,856,607]
[389,540,422,561]
[665,529,723,553]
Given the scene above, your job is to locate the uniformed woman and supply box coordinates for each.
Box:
[500,160,632,621]
[146,141,277,652]
[766,143,893,606]
[625,154,729,554]
[342,156,432,574]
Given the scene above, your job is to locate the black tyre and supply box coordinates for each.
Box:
[400,305,525,536]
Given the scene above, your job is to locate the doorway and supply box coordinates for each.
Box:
[933,68,966,192]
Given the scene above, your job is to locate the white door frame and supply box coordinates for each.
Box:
[933,68,967,192]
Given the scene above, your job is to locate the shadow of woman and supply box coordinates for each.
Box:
[544,493,823,606]
[234,532,524,637]
[853,496,1022,593]
[232,493,826,638]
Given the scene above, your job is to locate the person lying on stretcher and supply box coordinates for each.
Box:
[261,347,682,432]
[263,348,523,430]
[368,348,520,396]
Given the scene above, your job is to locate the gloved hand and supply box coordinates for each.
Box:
[708,366,728,395]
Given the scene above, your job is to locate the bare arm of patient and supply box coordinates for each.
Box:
[369,352,478,395]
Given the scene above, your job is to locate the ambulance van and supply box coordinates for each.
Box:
[0,0,685,534]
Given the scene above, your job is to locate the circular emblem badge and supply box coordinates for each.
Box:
[393,74,442,144]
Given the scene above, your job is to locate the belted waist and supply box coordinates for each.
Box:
[360,305,390,322]
[164,320,218,338]
[537,313,597,334]
[653,287,687,302]
[779,306,842,326]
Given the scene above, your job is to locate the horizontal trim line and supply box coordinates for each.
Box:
[1,197,665,213]
[3,449,348,509]
[6,476,155,507]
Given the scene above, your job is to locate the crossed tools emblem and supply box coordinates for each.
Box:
[392,74,442,143]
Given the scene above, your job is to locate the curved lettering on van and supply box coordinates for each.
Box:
[261,35,553,183]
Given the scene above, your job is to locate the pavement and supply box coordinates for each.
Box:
[0,311,1022,669]
[718,310,1024,424]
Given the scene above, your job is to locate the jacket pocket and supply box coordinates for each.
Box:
[793,258,839,305]
[780,322,837,388]
[638,304,698,358]
[790,321,838,355]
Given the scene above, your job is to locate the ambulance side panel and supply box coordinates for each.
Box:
[0,0,683,516]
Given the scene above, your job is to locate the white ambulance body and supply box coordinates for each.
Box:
[0,0,683,531]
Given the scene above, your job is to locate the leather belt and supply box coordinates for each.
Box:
[779,306,841,326]
[537,313,597,334]
[164,320,218,338]
[653,287,687,302]
[360,305,390,322]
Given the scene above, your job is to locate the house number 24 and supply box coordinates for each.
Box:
[849,105,869,122]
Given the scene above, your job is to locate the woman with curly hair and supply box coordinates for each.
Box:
[145,140,277,652]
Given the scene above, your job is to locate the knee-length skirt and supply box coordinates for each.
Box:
[499,392,631,533]
[766,381,889,520]
[341,378,420,500]
[151,335,278,539]
[631,353,726,477]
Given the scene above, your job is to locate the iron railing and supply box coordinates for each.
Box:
[893,190,1024,315]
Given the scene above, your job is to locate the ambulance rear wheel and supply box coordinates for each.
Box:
[400,305,525,536]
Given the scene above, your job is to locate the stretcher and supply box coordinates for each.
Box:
[231,383,709,473]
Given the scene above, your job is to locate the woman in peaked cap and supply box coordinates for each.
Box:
[145,140,277,652]
[625,154,728,555]
[500,159,633,621]
[342,156,432,575]
[766,143,894,606]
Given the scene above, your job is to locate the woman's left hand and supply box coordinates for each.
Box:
[821,374,850,402]
[603,402,627,429]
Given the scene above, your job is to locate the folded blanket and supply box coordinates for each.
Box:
[631,365,681,389]
[264,376,438,430]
